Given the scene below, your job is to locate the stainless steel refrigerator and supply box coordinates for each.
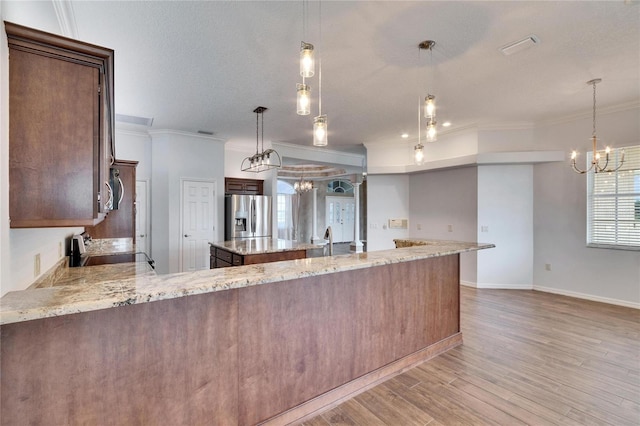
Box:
[225,194,272,240]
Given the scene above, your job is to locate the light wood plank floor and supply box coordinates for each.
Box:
[302,287,640,426]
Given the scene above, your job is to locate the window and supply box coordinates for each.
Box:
[327,180,353,194]
[587,145,640,250]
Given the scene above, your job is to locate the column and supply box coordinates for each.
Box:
[350,182,364,253]
[311,187,323,244]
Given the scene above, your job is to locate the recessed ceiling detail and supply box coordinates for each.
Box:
[278,164,347,179]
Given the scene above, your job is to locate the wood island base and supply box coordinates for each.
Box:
[1,254,461,425]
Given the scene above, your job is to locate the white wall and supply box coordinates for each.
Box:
[408,167,478,284]
[533,107,640,307]
[477,165,533,289]
[366,174,410,251]
[115,129,152,182]
[150,130,225,274]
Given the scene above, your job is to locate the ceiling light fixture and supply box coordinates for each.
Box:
[294,177,313,193]
[313,0,328,146]
[300,41,315,78]
[415,39,438,165]
[241,107,281,173]
[420,40,437,143]
[297,83,310,116]
[570,79,624,174]
[297,1,314,116]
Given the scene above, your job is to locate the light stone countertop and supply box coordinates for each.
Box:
[0,240,493,325]
[210,238,323,255]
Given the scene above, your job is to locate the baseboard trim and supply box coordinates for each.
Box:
[261,333,463,426]
[461,281,533,290]
[533,285,640,309]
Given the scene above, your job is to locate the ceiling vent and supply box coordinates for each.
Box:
[115,114,154,127]
[499,35,540,56]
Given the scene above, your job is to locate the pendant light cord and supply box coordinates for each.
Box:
[318,0,323,116]
[592,81,597,138]
[255,111,259,154]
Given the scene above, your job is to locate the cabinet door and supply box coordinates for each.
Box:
[6,22,114,228]
[9,49,99,227]
[225,178,263,195]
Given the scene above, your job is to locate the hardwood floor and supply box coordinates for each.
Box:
[302,287,640,426]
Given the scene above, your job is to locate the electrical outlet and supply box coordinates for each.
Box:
[417,223,422,230]
[481,225,489,232]
[34,253,41,277]
[545,263,552,271]
[448,224,453,232]
[59,241,63,258]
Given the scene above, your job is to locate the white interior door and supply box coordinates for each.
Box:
[181,180,216,272]
[135,180,150,256]
[326,196,355,243]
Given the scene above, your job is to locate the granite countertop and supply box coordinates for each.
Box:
[36,262,156,288]
[210,238,323,255]
[0,240,493,325]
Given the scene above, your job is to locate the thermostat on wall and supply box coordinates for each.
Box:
[388,218,408,229]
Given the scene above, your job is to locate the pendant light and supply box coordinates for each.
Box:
[313,0,328,146]
[300,42,315,78]
[420,40,437,142]
[297,1,314,116]
[296,83,310,116]
[570,78,624,174]
[241,107,282,173]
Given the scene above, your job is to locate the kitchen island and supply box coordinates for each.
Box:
[210,237,322,268]
[0,240,493,425]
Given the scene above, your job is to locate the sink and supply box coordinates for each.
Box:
[84,253,135,266]
[82,252,155,269]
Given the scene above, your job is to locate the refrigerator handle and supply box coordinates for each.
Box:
[251,198,256,233]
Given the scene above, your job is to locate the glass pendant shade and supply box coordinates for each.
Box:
[424,94,436,120]
[300,42,315,78]
[313,115,328,146]
[414,144,425,165]
[296,83,310,115]
[426,120,437,142]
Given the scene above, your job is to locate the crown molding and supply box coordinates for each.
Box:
[537,100,640,127]
[148,129,226,143]
[52,0,78,39]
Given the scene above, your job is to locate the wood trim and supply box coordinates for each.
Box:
[264,333,463,426]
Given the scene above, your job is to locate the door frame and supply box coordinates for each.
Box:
[135,179,151,257]
[179,178,217,272]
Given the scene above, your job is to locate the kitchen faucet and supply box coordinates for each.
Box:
[324,226,333,256]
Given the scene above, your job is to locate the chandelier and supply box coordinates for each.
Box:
[571,78,624,174]
[241,107,282,173]
[294,177,313,193]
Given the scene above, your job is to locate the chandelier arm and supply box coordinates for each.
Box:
[571,158,594,174]
[601,152,625,173]
[596,154,610,173]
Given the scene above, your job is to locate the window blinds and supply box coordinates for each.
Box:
[587,145,640,248]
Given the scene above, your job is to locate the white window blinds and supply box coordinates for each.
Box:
[587,145,640,249]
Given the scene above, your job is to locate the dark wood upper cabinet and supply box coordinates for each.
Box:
[225,177,263,195]
[85,160,137,241]
[6,22,115,228]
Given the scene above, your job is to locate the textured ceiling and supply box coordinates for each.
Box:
[3,1,640,153]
